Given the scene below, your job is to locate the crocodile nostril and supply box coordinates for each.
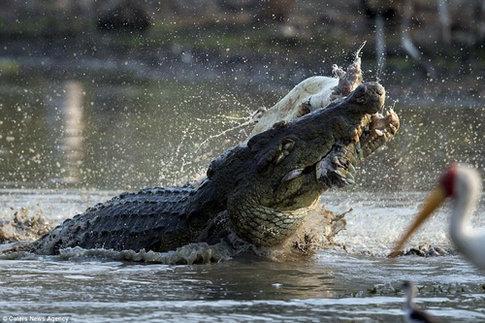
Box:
[369,83,385,96]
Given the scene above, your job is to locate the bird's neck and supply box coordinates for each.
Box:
[449,187,480,253]
[405,297,413,310]
[405,288,415,310]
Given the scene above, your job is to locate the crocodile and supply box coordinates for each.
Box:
[28,82,399,256]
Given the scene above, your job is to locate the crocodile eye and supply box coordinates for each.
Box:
[207,163,216,178]
[207,168,214,178]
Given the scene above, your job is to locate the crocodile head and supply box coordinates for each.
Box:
[207,82,399,247]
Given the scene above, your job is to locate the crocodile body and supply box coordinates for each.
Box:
[31,82,400,255]
[32,187,203,254]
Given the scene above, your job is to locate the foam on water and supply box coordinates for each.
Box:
[0,207,52,243]
[0,190,115,245]
[1,190,484,260]
[57,243,232,265]
[321,191,485,257]
[0,242,233,265]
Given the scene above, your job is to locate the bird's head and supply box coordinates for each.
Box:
[389,163,482,258]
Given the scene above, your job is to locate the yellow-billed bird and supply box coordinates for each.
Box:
[390,163,484,270]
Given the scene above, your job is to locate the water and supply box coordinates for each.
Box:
[0,74,484,321]
[1,77,483,191]
[0,190,484,322]
[0,77,270,189]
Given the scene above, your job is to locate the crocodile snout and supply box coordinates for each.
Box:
[366,82,385,97]
[349,82,385,115]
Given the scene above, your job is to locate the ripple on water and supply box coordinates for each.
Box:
[0,190,484,322]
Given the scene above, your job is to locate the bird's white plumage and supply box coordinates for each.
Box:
[448,166,485,270]
[249,76,338,137]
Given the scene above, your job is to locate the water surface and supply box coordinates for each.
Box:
[0,73,484,322]
[0,190,484,322]
[0,76,483,190]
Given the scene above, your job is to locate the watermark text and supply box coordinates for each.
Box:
[2,316,70,322]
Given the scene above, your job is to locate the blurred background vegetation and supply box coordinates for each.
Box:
[0,0,483,84]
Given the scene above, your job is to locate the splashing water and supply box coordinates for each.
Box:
[375,14,386,82]
[155,91,264,186]
[178,117,256,174]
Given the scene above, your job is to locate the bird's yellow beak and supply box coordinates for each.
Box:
[388,185,447,258]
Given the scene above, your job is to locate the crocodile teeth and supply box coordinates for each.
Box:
[356,142,364,160]
[348,162,356,173]
[334,167,348,178]
[332,156,343,168]
[316,158,332,180]
[347,172,355,182]
[335,167,354,185]
[346,150,358,165]
[338,156,349,168]
[344,176,355,185]
[374,129,384,136]
[389,124,398,134]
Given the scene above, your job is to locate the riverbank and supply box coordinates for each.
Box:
[0,1,484,106]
